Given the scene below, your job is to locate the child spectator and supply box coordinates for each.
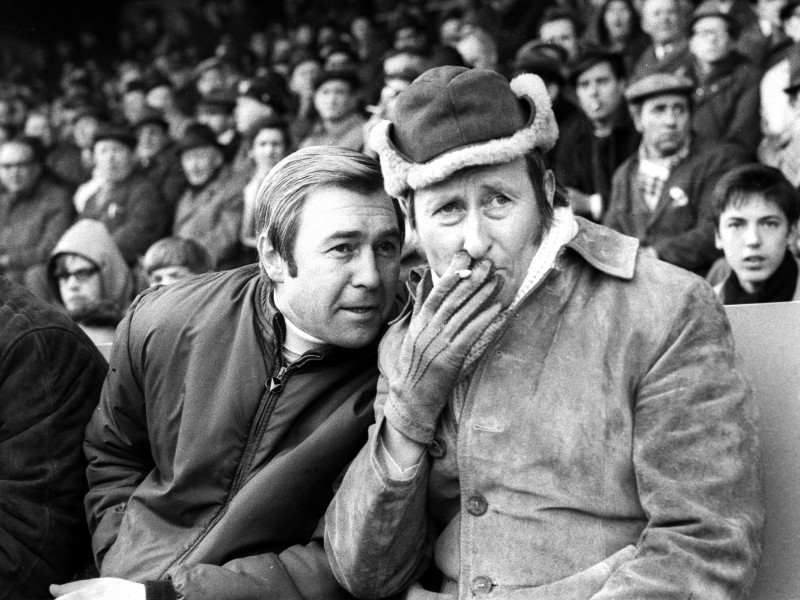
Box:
[709,163,800,303]
[142,236,212,287]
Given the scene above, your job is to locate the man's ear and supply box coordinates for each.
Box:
[630,105,643,133]
[714,229,723,251]
[257,232,286,283]
[544,169,556,208]
[787,220,799,251]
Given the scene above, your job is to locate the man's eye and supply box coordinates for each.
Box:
[436,202,458,215]
[376,241,398,255]
[490,194,511,206]
[331,243,355,254]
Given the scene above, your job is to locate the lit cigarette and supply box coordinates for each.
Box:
[456,269,472,278]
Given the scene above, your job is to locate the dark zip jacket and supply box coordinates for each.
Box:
[84,264,379,600]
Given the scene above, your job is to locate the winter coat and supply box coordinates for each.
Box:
[0,175,74,299]
[172,165,245,269]
[604,139,747,273]
[84,265,380,600]
[684,53,762,156]
[326,218,764,600]
[0,278,107,600]
[76,171,170,264]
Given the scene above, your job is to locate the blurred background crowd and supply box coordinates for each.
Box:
[2,0,800,348]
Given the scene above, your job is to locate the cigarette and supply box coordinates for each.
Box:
[456,269,472,278]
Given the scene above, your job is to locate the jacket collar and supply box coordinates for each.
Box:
[563,217,639,280]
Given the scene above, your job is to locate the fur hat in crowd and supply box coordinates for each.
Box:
[369,66,558,198]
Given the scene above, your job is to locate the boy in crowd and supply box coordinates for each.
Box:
[141,236,212,288]
[709,163,800,303]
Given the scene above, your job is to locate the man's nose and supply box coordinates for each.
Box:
[351,249,381,289]
[461,211,491,259]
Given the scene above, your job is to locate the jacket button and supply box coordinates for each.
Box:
[472,576,493,594]
[466,495,488,516]
[428,437,446,458]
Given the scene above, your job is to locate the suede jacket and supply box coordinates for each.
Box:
[84,265,379,600]
[326,218,764,600]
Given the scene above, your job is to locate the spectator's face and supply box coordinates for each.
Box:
[439,17,463,47]
[181,145,223,186]
[715,195,794,293]
[539,19,580,62]
[94,139,136,182]
[148,265,195,287]
[55,254,103,314]
[262,185,401,348]
[325,51,356,71]
[197,109,232,135]
[24,113,54,147]
[379,77,412,114]
[642,0,683,45]
[0,143,41,193]
[73,116,100,149]
[691,16,733,64]
[146,85,173,111]
[251,127,287,171]
[785,6,800,41]
[290,60,322,98]
[604,0,634,41]
[394,27,426,52]
[123,90,147,125]
[757,0,787,26]
[137,123,170,160]
[413,158,550,309]
[197,68,225,96]
[634,93,691,158]
[313,80,356,121]
[457,34,498,70]
[576,61,625,125]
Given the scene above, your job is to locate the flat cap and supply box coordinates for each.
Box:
[625,72,694,104]
[689,1,741,37]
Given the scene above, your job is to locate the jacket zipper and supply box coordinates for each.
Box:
[165,350,321,573]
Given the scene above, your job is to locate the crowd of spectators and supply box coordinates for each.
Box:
[1,0,799,335]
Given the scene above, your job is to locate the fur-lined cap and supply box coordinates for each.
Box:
[369,66,558,198]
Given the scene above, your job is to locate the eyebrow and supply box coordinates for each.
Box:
[322,227,401,243]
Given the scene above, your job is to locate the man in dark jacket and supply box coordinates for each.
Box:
[0,277,107,600]
[75,125,170,265]
[604,72,747,273]
[50,146,403,600]
[555,49,640,222]
[0,137,74,300]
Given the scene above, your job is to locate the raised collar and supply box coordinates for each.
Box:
[564,217,639,280]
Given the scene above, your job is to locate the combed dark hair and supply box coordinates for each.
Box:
[142,236,212,275]
[405,151,567,232]
[255,146,404,277]
[712,163,800,227]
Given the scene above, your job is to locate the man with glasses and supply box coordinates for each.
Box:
[0,137,74,300]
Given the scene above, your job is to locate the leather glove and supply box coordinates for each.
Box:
[383,251,504,444]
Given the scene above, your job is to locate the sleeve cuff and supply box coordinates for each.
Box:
[378,435,422,481]
[145,580,178,600]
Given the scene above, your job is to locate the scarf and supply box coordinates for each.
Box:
[721,251,798,305]
[637,141,689,212]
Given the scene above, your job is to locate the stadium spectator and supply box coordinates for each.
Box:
[132,107,186,211]
[75,124,169,265]
[708,163,800,303]
[0,137,75,300]
[172,123,245,269]
[686,0,762,154]
[557,49,639,221]
[299,69,364,151]
[47,219,135,350]
[537,7,584,65]
[605,72,747,273]
[0,277,106,600]
[585,0,649,72]
[632,0,691,78]
[141,236,212,287]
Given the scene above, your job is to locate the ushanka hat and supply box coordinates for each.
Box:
[369,66,558,198]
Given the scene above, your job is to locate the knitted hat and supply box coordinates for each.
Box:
[369,66,558,198]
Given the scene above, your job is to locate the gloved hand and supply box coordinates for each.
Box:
[383,251,504,444]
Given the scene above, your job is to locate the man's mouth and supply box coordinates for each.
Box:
[341,305,379,315]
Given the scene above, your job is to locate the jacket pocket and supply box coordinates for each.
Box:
[498,544,636,600]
